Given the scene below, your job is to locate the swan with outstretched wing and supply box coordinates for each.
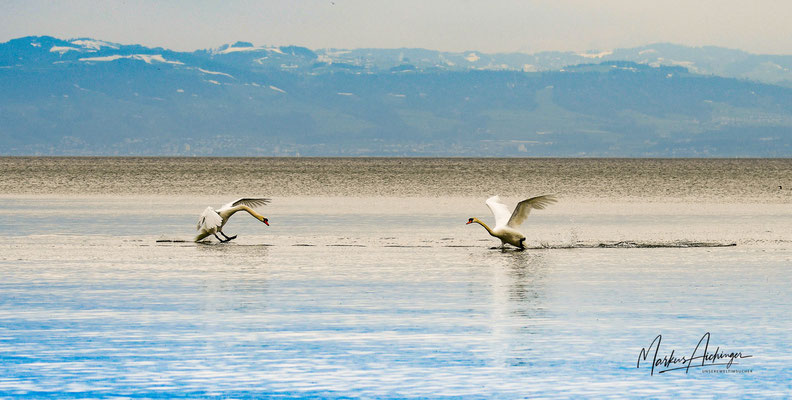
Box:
[467,195,556,249]
[195,198,270,242]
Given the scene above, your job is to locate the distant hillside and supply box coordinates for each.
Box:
[1,36,791,156]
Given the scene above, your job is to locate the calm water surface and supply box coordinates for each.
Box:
[0,158,791,398]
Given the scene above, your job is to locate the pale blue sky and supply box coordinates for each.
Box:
[2,0,791,54]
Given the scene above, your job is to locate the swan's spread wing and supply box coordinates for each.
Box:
[507,195,557,228]
[485,195,512,228]
[220,198,271,210]
[197,207,223,231]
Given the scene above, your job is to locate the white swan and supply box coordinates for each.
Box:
[195,198,270,242]
[467,195,557,249]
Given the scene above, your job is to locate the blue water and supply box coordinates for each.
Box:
[1,193,791,398]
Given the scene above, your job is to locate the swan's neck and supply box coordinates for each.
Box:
[474,219,496,236]
[225,205,265,220]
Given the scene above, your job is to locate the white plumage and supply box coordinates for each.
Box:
[195,198,270,242]
[197,206,223,232]
[468,195,557,249]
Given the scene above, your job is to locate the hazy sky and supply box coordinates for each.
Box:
[2,0,791,54]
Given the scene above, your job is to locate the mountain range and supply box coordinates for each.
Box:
[1,36,791,156]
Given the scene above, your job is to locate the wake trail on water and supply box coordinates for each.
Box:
[523,240,736,249]
[154,239,737,249]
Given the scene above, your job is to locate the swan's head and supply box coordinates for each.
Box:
[261,217,269,226]
[466,217,475,225]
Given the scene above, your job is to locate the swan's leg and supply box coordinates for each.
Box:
[219,232,237,242]
[213,233,228,243]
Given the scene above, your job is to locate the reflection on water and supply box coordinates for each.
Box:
[488,251,549,371]
[503,252,547,316]
[195,245,271,314]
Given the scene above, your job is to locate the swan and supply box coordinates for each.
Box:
[195,198,270,242]
[467,195,557,249]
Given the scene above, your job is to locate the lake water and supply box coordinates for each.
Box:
[1,157,791,398]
